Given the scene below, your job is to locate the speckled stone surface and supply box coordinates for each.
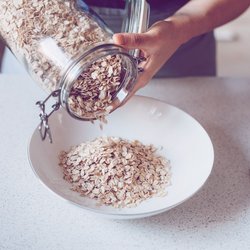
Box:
[0,75,250,250]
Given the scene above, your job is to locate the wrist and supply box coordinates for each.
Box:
[148,19,186,48]
[163,14,196,45]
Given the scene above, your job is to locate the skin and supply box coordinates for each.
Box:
[113,0,250,96]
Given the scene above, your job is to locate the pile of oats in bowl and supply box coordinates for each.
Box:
[59,136,171,208]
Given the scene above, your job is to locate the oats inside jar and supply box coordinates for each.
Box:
[67,55,124,121]
[0,0,113,93]
[59,136,171,208]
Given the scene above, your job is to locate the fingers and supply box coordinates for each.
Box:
[113,33,150,49]
[128,52,167,97]
[127,62,154,98]
[118,59,153,108]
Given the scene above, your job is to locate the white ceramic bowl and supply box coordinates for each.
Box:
[28,96,214,219]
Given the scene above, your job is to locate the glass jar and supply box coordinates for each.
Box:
[0,0,149,142]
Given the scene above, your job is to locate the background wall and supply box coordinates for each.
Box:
[215,8,250,77]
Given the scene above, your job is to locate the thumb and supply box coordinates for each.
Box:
[113,33,149,49]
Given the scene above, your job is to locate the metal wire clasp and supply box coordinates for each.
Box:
[36,89,61,143]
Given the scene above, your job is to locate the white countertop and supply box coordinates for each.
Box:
[0,75,250,250]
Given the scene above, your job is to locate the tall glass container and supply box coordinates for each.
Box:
[0,0,149,142]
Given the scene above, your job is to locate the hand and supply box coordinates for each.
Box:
[113,20,186,96]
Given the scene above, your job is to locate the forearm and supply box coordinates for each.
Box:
[165,0,250,43]
[113,0,249,91]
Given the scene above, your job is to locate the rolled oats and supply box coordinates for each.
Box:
[59,137,171,208]
[0,0,123,119]
[68,55,123,120]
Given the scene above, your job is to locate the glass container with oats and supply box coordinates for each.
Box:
[0,0,149,142]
